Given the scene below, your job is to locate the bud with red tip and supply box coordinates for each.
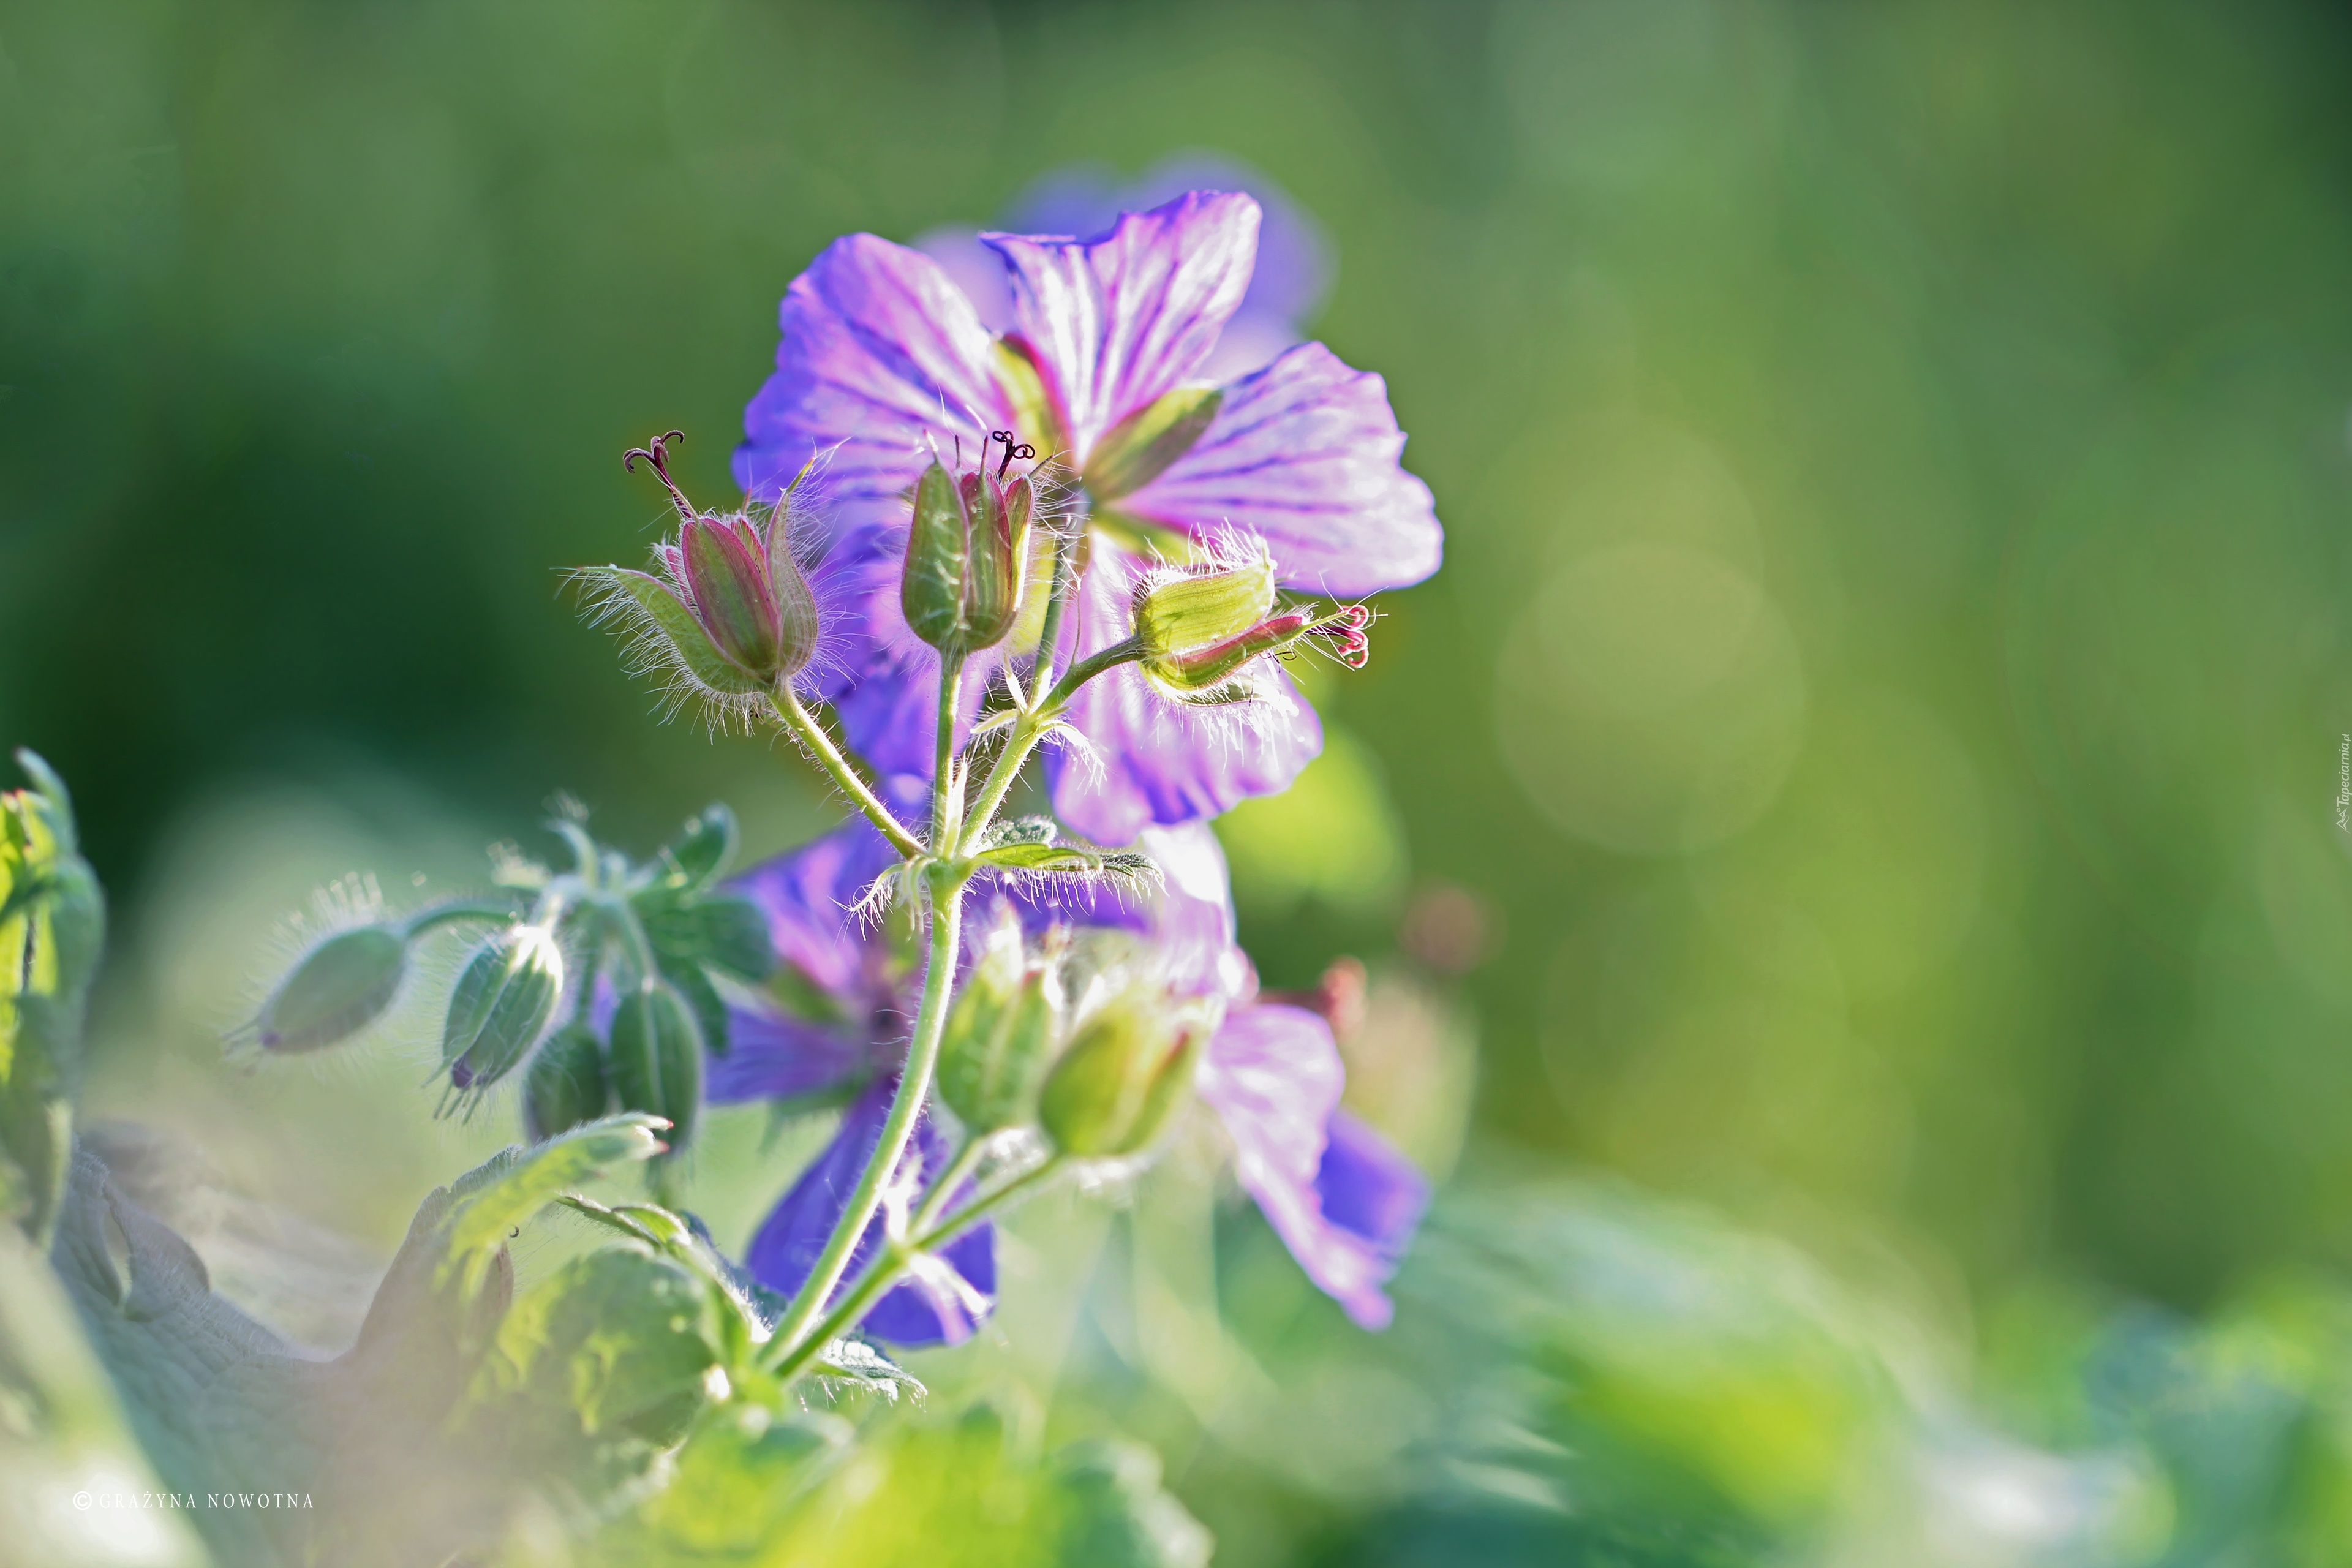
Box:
[577,430,822,718]
[902,432,1038,658]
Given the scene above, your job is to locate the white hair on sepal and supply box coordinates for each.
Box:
[225,872,396,1069]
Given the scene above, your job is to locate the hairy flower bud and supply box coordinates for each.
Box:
[1140,601,1372,701]
[1134,549,1277,657]
[938,915,1063,1134]
[608,982,704,1150]
[1038,989,1208,1158]
[443,925,564,1094]
[257,924,407,1052]
[901,436,1038,657]
[524,1020,610,1141]
[679,515,783,677]
[582,431,821,715]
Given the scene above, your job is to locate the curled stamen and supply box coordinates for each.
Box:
[624,429,696,516]
[991,429,1037,479]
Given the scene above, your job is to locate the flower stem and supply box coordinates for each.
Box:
[770,1154,1064,1382]
[769,687,925,859]
[766,864,968,1356]
[1027,528,1078,704]
[933,652,965,855]
[959,636,1146,849]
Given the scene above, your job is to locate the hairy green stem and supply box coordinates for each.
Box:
[933,652,965,855]
[766,865,968,1357]
[772,1155,1064,1382]
[769,686,924,859]
[959,636,1147,850]
[907,1134,987,1237]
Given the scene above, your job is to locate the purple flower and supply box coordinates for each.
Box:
[716,794,997,1347]
[734,190,1442,844]
[1011,823,1429,1329]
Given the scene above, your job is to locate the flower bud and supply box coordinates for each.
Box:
[1141,601,1372,701]
[1134,550,1276,658]
[608,982,704,1150]
[443,925,564,1093]
[1038,989,1207,1159]
[256,924,407,1052]
[938,915,1063,1134]
[901,450,1037,657]
[524,1020,610,1141]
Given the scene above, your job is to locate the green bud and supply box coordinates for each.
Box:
[1038,989,1207,1158]
[608,982,704,1150]
[1084,385,1223,502]
[900,455,1038,657]
[1134,549,1277,661]
[443,925,564,1092]
[902,461,969,652]
[257,924,407,1052]
[938,915,1063,1134]
[524,1022,610,1141]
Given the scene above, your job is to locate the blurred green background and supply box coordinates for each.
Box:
[7,0,2352,1562]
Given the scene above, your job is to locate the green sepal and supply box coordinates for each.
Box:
[441,925,564,1091]
[589,566,767,696]
[976,841,1111,874]
[938,911,1063,1134]
[991,336,1068,459]
[1039,993,1207,1159]
[1135,549,1278,658]
[255,923,407,1052]
[901,461,970,652]
[1085,385,1223,502]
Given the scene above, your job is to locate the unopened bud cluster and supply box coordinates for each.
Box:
[934,912,1210,1164]
[253,803,772,1172]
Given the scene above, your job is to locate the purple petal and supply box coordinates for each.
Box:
[1199,1003,1406,1328]
[909,225,1016,333]
[984,192,1259,460]
[734,233,1009,516]
[1043,538,1323,844]
[1123,341,1442,597]
[1314,1110,1429,1288]
[1003,155,1330,375]
[744,1076,995,1347]
[729,814,907,998]
[706,1009,869,1105]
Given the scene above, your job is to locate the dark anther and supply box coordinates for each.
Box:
[990,429,1037,478]
[623,430,696,517]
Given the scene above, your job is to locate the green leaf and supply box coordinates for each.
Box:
[657,804,739,891]
[807,1335,924,1401]
[978,842,1107,874]
[475,1243,721,1450]
[434,1113,669,1299]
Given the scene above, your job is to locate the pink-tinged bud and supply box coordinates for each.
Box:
[1135,546,1372,698]
[901,432,1039,657]
[603,431,818,698]
[680,516,783,678]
